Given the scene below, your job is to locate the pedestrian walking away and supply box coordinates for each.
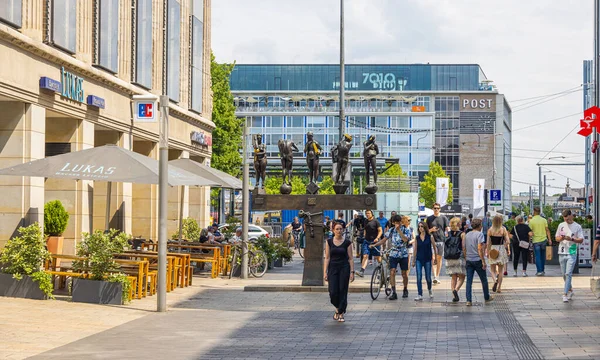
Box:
[412,221,437,300]
[426,203,450,285]
[371,214,410,299]
[463,219,492,306]
[324,222,354,322]
[510,216,533,277]
[529,207,553,276]
[356,209,383,278]
[554,210,584,303]
[487,215,511,293]
[445,217,466,302]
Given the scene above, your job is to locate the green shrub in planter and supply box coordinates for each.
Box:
[44,200,69,236]
[271,237,293,262]
[255,235,276,263]
[0,223,53,298]
[73,229,131,304]
[170,217,201,241]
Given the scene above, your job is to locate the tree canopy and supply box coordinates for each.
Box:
[210,52,243,177]
[418,161,453,208]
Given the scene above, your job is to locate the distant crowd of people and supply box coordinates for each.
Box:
[323,204,587,321]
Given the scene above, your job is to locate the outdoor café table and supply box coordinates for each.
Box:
[113,253,176,292]
[169,242,232,276]
[44,254,85,271]
[44,254,87,289]
[165,243,223,278]
[124,250,191,288]
[114,259,149,299]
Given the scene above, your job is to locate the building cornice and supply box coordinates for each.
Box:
[0,24,216,131]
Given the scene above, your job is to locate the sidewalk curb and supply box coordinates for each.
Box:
[244,285,371,292]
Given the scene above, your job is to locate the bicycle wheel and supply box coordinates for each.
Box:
[370,266,382,300]
[297,244,304,258]
[229,247,239,279]
[249,250,268,278]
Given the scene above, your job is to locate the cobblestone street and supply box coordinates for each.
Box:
[2,257,600,360]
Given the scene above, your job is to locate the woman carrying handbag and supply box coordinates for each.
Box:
[510,216,533,277]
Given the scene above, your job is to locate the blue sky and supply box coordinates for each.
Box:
[212,0,593,195]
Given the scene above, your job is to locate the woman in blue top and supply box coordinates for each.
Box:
[412,221,438,300]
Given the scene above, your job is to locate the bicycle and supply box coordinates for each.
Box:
[228,240,268,278]
[369,247,395,300]
[291,229,304,258]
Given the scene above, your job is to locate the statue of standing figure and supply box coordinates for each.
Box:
[278,139,298,194]
[253,134,267,188]
[331,134,353,184]
[363,135,379,194]
[304,131,322,184]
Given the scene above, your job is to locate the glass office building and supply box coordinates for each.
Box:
[230,64,511,212]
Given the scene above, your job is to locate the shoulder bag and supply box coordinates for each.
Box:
[515,225,530,249]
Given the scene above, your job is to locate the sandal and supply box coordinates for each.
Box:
[333,312,339,320]
[338,314,345,322]
[492,281,498,293]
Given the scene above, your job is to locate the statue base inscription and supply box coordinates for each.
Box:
[252,194,377,286]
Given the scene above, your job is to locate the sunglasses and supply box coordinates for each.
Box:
[433,207,440,210]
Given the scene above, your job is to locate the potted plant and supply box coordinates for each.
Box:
[271,237,293,267]
[256,235,276,269]
[171,217,201,241]
[71,229,131,305]
[44,200,69,259]
[0,223,53,300]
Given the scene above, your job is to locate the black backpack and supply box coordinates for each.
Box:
[444,231,463,260]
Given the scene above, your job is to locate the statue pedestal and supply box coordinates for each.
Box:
[333,184,349,195]
[365,183,378,194]
[306,182,320,194]
[252,194,377,286]
[252,188,266,196]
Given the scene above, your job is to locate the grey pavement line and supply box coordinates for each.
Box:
[494,295,544,360]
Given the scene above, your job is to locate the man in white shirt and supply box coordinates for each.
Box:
[554,209,584,303]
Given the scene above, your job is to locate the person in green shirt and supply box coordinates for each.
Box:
[528,207,553,276]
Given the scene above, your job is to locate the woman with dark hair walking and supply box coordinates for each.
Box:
[324,221,354,322]
[412,221,437,300]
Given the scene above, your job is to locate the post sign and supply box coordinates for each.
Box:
[134,100,157,122]
[489,189,502,205]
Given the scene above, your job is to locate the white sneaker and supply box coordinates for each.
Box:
[562,295,569,303]
[522,272,528,277]
[428,290,434,299]
[433,278,439,284]
[414,295,423,301]
[567,291,574,300]
[513,272,518,277]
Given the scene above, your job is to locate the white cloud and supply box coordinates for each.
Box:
[212,0,592,196]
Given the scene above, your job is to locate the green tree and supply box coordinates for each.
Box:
[264,176,307,195]
[381,164,407,177]
[418,162,453,208]
[319,176,335,194]
[210,52,243,177]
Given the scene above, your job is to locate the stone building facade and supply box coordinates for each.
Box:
[0,0,213,252]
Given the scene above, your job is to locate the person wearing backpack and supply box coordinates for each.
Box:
[445,217,466,303]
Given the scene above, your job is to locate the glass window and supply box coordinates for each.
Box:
[390,116,409,128]
[266,116,283,127]
[96,0,119,73]
[134,0,152,88]
[0,0,22,28]
[306,116,325,128]
[287,116,303,127]
[190,0,203,112]
[250,116,262,128]
[167,0,181,101]
[372,116,388,128]
[52,0,77,53]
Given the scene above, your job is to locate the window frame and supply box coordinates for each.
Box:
[133,0,153,89]
[49,0,77,54]
[94,0,119,74]
[0,0,22,28]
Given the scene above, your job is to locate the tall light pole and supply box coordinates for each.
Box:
[157,95,169,312]
[594,0,600,225]
[338,0,345,142]
[241,120,249,279]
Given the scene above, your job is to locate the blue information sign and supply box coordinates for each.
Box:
[490,189,502,204]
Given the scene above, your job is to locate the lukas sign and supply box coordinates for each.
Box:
[56,163,116,179]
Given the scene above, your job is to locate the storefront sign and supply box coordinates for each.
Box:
[61,67,84,102]
[86,95,105,109]
[191,131,212,146]
[134,100,157,122]
[460,95,495,112]
[39,77,62,92]
[412,105,425,112]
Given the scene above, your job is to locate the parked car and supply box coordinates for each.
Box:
[218,224,270,241]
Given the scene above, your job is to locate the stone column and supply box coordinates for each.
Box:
[132,140,157,240]
[0,102,45,248]
[120,134,133,234]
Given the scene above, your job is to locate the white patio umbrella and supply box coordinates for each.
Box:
[0,144,220,230]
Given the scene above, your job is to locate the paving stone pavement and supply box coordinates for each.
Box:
[2,256,600,359]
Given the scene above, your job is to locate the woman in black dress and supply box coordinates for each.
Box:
[324,222,354,322]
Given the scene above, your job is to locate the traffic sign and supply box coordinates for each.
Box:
[133,99,157,122]
[489,189,502,205]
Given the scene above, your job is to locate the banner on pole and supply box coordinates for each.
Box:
[473,179,485,210]
[436,178,449,207]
